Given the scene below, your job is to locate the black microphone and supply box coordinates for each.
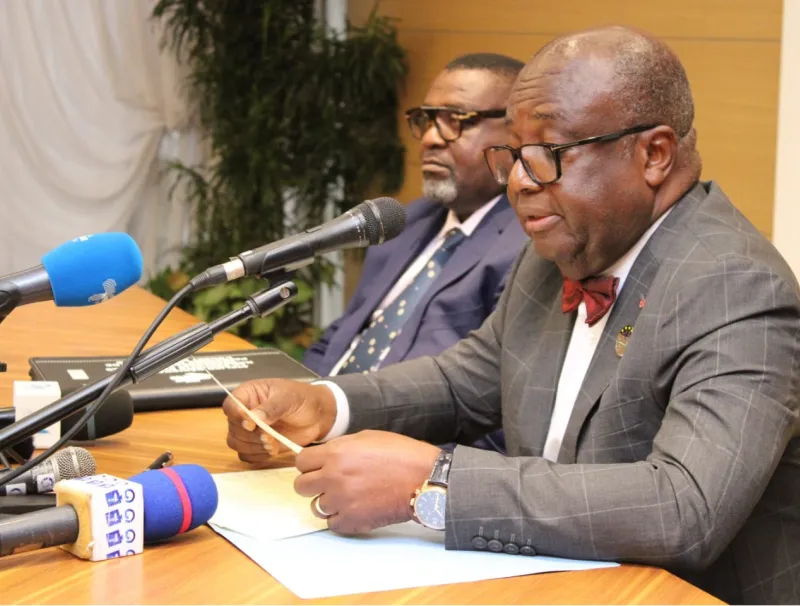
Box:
[0,447,96,496]
[0,494,57,515]
[190,197,406,289]
[0,390,134,447]
[0,282,296,454]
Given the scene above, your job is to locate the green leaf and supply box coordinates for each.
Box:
[250,315,276,336]
[293,279,314,304]
[193,284,232,308]
[239,277,267,297]
[150,0,407,351]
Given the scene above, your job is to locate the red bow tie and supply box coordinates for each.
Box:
[562,275,620,327]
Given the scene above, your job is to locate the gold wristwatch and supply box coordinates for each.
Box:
[410,450,452,531]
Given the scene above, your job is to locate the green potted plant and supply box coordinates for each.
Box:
[148,0,406,359]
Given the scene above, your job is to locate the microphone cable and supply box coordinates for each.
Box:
[0,285,193,489]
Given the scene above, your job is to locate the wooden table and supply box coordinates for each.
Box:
[0,287,722,604]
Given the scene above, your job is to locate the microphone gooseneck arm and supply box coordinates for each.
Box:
[0,281,298,453]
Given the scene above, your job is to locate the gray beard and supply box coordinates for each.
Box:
[422,176,458,205]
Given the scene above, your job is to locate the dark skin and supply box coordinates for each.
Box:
[223,33,700,535]
[224,68,516,534]
[507,51,694,280]
[223,379,440,534]
[419,68,513,221]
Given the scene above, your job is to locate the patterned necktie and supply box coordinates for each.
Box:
[339,228,466,374]
[562,275,620,327]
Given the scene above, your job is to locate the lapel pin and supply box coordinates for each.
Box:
[615,324,633,358]
[639,298,646,309]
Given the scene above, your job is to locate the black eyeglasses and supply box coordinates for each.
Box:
[405,106,506,142]
[483,124,657,185]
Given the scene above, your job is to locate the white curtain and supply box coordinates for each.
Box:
[0,0,198,279]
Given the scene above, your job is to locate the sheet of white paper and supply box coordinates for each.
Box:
[210,468,327,542]
[212,521,619,599]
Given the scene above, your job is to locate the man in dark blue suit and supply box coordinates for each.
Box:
[303,53,528,450]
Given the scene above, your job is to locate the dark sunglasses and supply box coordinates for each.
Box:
[406,106,506,142]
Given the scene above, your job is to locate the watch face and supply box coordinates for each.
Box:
[414,489,446,530]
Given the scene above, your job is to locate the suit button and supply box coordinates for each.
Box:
[487,539,503,552]
[519,545,536,556]
[503,542,520,555]
[471,536,488,550]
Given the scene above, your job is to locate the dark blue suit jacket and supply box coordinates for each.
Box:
[304,195,527,376]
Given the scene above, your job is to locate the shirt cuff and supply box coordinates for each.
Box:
[313,380,350,441]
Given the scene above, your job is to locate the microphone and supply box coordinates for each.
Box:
[191,197,406,289]
[128,464,218,542]
[0,232,143,319]
[0,447,96,496]
[0,282,295,453]
[0,390,134,448]
[0,464,218,559]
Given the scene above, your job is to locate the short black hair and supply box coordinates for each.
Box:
[445,53,525,81]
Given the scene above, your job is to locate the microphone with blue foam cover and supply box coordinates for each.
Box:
[42,232,143,307]
[0,464,218,559]
[0,232,143,318]
[128,464,219,543]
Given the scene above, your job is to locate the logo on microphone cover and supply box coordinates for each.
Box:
[105,489,123,507]
[106,510,123,526]
[88,279,118,304]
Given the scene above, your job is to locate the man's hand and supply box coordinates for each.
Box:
[223,379,337,465]
[294,430,442,535]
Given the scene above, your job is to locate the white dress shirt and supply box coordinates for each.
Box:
[320,208,672,451]
[326,194,502,376]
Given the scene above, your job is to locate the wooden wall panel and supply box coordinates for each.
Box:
[351,0,782,240]
[350,0,781,41]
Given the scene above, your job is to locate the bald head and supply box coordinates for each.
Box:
[525,26,695,139]
[504,26,703,280]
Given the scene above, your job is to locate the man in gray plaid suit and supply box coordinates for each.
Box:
[224,26,800,604]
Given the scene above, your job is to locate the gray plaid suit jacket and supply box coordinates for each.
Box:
[330,181,800,604]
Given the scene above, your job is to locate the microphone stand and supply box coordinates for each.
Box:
[0,279,298,452]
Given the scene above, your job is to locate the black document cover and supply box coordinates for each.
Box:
[28,349,319,412]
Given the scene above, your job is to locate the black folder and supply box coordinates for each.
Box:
[28,349,318,412]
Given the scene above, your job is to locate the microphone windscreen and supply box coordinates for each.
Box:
[128,464,218,543]
[60,390,134,441]
[51,446,97,479]
[372,197,406,240]
[41,233,143,307]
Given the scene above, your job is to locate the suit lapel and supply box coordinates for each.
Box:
[434,196,514,287]
[557,248,659,462]
[511,264,576,457]
[322,204,446,369]
[388,198,513,361]
[364,207,446,306]
[555,192,701,462]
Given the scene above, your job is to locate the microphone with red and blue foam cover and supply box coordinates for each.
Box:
[0,464,218,558]
[0,232,143,319]
[128,464,219,542]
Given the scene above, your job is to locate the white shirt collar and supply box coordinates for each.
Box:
[439,194,503,238]
[601,207,673,291]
